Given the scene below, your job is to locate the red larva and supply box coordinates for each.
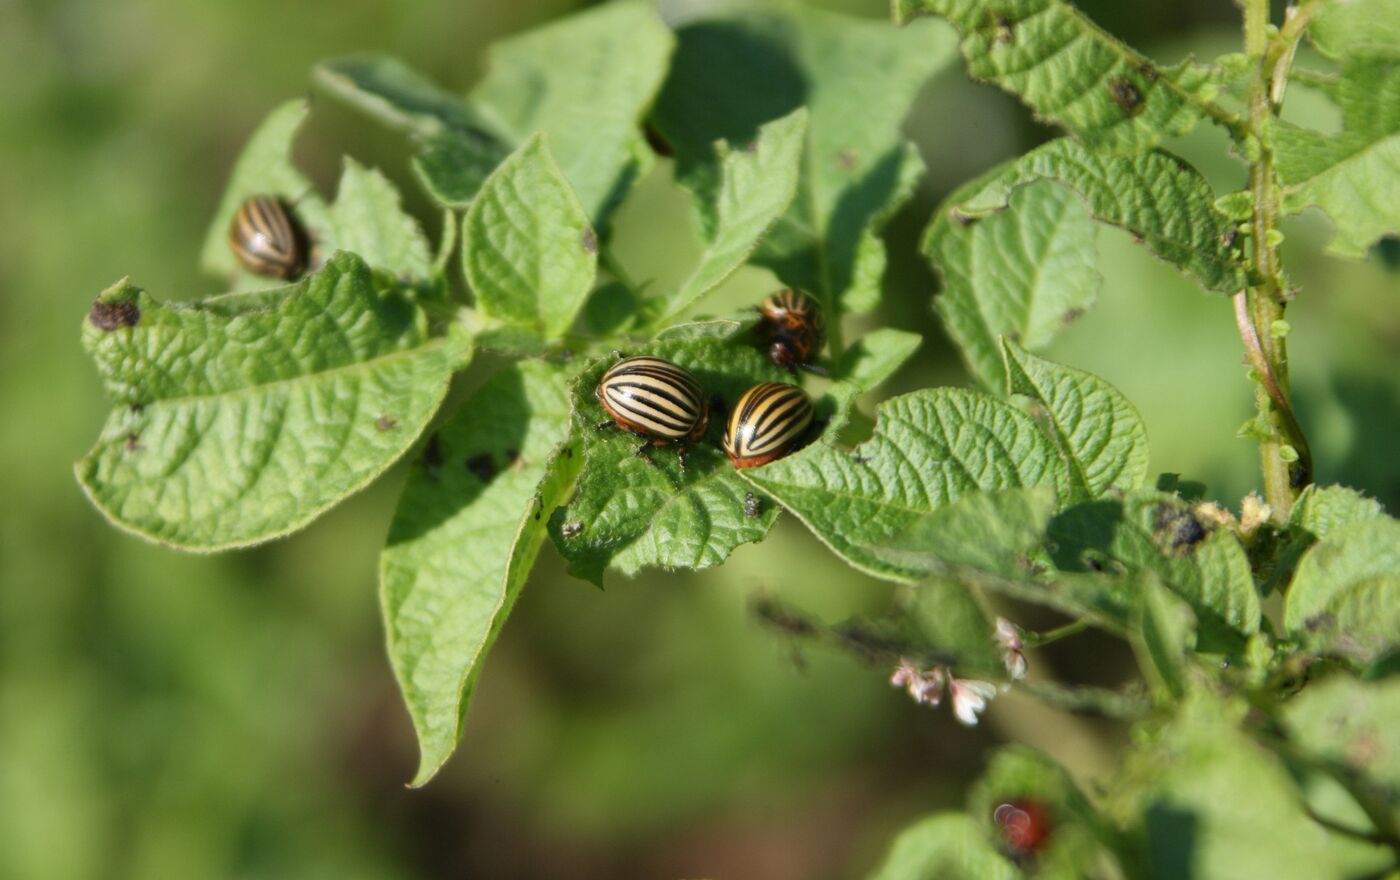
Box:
[993,799,1053,858]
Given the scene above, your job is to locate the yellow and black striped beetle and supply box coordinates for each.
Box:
[596,355,711,467]
[229,194,308,280]
[757,288,825,372]
[723,382,814,469]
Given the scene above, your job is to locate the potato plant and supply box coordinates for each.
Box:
[76,0,1400,876]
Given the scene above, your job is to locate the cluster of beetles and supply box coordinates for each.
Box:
[228,193,825,472]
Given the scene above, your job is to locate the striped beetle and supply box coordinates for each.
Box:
[228,194,308,280]
[723,382,814,469]
[596,355,710,467]
[757,288,825,372]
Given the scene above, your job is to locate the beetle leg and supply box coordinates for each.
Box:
[676,443,689,471]
[798,361,831,378]
[633,442,657,466]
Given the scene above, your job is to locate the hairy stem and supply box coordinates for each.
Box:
[1238,0,1313,520]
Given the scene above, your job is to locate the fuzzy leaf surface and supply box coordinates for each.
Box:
[77,253,467,550]
[651,8,955,315]
[894,0,1222,153]
[1002,340,1149,500]
[928,177,1099,390]
[1309,0,1400,60]
[1108,694,1390,879]
[380,361,575,786]
[1048,493,1260,638]
[867,813,1020,880]
[471,0,673,226]
[958,139,1244,292]
[743,388,1068,582]
[1275,60,1400,257]
[1284,516,1400,662]
[646,109,806,325]
[462,135,597,340]
[1284,676,1400,822]
[550,339,787,585]
[329,158,434,280]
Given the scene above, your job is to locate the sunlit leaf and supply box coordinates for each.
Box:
[77,253,469,550]
[380,361,576,785]
[867,813,1020,880]
[1284,516,1400,662]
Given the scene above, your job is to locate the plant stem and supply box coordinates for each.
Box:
[1023,619,1091,648]
[1238,0,1313,521]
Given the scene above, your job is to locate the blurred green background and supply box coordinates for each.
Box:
[2,0,1397,877]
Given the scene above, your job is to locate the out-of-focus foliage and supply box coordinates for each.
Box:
[9,0,1400,879]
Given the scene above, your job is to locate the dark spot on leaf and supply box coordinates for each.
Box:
[951,208,978,227]
[466,453,497,481]
[1084,555,1105,572]
[836,149,858,171]
[1137,61,1159,82]
[1060,308,1085,327]
[129,403,144,415]
[642,123,674,157]
[375,415,397,432]
[1109,78,1143,115]
[580,227,598,255]
[564,447,574,459]
[1154,503,1209,555]
[1131,233,1146,245]
[1289,461,1309,488]
[740,139,759,154]
[1220,228,1237,249]
[89,299,140,331]
[421,433,443,480]
[561,521,583,538]
[744,492,762,519]
[1305,612,1336,633]
[124,432,143,452]
[993,14,1015,44]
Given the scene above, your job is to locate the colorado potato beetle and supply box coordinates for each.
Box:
[757,288,825,371]
[229,194,308,280]
[596,356,710,466]
[723,382,814,469]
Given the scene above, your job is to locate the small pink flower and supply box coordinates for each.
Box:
[949,678,998,726]
[891,659,946,707]
[995,617,1028,681]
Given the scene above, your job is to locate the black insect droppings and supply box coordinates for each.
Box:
[1155,503,1208,555]
[836,148,858,171]
[1109,78,1143,114]
[124,432,144,452]
[993,13,1015,44]
[581,227,598,254]
[466,453,497,481]
[1060,307,1085,327]
[1137,61,1159,82]
[642,123,674,157]
[744,492,762,519]
[375,415,398,432]
[89,299,140,331]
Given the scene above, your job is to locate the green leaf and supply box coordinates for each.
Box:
[1048,493,1261,638]
[1269,485,1387,592]
[894,0,1224,153]
[927,177,1099,390]
[863,489,1136,627]
[743,388,1068,582]
[199,100,330,281]
[549,339,788,585]
[471,0,674,226]
[202,100,437,286]
[1002,340,1150,500]
[1284,516,1400,662]
[329,158,434,280]
[1284,676,1400,824]
[76,252,468,550]
[1108,692,1391,879]
[1309,0,1400,60]
[645,108,806,326]
[968,747,1117,877]
[380,361,576,786]
[462,135,598,341]
[836,329,924,393]
[1275,59,1400,257]
[866,813,1021,880]
[651,8,955,316]
[318,1,674,226]
[909,579,1005,680]
[1136,572,1197,697]
[957,139,1245,293]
